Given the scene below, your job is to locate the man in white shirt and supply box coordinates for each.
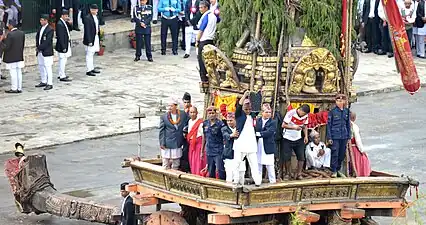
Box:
[196,0,217,83]
[305,130,331,169]
[281,104,310,180]
[83,4,101,76]
[35,14,54,90]
[119,182,135,225]
[400,0,416,47]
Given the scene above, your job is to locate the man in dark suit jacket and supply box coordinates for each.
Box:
[83,4,101,76]
[183,0,201,58]
[255,103,277,184]
[52,0,74,23]
[120,182,135,225]
[159,97,189,169]
[55,10,73,82]
[362,0,384,54]
[0,18,24,93]
[35,14,54,90]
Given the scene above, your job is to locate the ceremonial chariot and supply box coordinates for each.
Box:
[4,0,421,224]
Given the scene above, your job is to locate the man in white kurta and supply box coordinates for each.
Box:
[233,91,262,186]
[305,130,331,169]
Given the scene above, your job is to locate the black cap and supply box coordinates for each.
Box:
[182,92,191,101]
[120,182,129,191]
[40,14,49,20]
[61,9,69,15]
[90,4,99,9]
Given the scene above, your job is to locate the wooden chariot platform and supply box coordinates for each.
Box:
[122,158,416,224]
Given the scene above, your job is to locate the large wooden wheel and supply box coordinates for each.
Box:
[145,210,189,225]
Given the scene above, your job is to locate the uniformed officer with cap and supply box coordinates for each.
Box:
[131,0,153,62]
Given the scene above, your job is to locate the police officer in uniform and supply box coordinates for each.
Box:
[132,0,153,62]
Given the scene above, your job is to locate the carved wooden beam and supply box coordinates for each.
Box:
[13,155,120,224]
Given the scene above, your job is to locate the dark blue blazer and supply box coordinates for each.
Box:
[132,5,153,34]
[326,106,351,140]
[255,118,277,155]
[235,103,258,135]
[221,126,235,160]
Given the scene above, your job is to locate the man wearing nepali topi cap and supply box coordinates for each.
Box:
[83,4,101,76]
[159,97,189,169]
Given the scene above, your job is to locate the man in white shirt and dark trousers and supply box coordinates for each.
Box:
[281,104,310,180]
[56,10,73,82]
[83,4,101,76]
[119,182,135,225]
[0,19,24,93]
[196,0,216,83]
[35,14,54,90]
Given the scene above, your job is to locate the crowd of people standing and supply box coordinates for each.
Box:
[358,0,426,58]
[159,92,372,186]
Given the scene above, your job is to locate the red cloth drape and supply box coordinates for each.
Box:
[340,0,348,57]
[382,0,421,94]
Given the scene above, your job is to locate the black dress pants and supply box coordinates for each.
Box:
[197,40,214,82]
[381,23,393,53]
[365,17,381,51]
[136,33,152,59]
[161,17,179,53]
[178,19,186,50]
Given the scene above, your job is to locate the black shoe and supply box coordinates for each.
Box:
[362,49,372,53]
[183,54,190,58]
[161,51,166,55]
[148,58,153,62]
[5,89,19,93]
[92,69,100,74]
[0,75,6,80]
[153,20,158,24]
[134,57,140,61]
[387,52,394,58]
[86,71,96,76]
[59,77,72,82]
[58,76,69,79]
[191,43,196,47]
[17,90,22,93]
[73,27,81,31]
[35,82,47,88]
[376,49,385,55]
[43,85,53,90]
[173,51,178,55]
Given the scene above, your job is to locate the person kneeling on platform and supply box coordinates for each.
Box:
[305,130,331,170]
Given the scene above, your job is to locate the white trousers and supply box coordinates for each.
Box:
[86,50,95,72]
[185,26,197,55]
[162,158,180,169]
[258,164,276,184]
[224,159,246,184]
[235,152,261,186]
[152,0,159,21]
[37,54,53,85]
[58,57,68,78]
[416,34,425,57]
[9,68,22,91]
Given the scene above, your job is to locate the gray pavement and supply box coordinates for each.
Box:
[0,90,425,224]
[0,47,425,154]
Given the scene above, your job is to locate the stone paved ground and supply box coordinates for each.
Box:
[0,47,425,153]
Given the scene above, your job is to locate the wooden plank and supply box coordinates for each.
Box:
[132,193,159,206]
[295,210,320,223]
[340,208,365,219]
[208,213,231,224]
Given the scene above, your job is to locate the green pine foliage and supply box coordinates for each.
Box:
[218,0,356,58]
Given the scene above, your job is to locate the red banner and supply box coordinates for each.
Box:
[382,0,421,94]
[340,0,348,57]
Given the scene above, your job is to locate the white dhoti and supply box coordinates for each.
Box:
[257,138,276,183]
[305,147,331,169]
[37,53,53,85]
[6,61,24,91]
[58,43,72,79]
[85,35,100,72]
[224,158,246,184]
[161,148,182,169]
[184,26,197,55]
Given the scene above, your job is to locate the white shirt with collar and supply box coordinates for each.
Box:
[368,0,376,18]
[38,24,48,46]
